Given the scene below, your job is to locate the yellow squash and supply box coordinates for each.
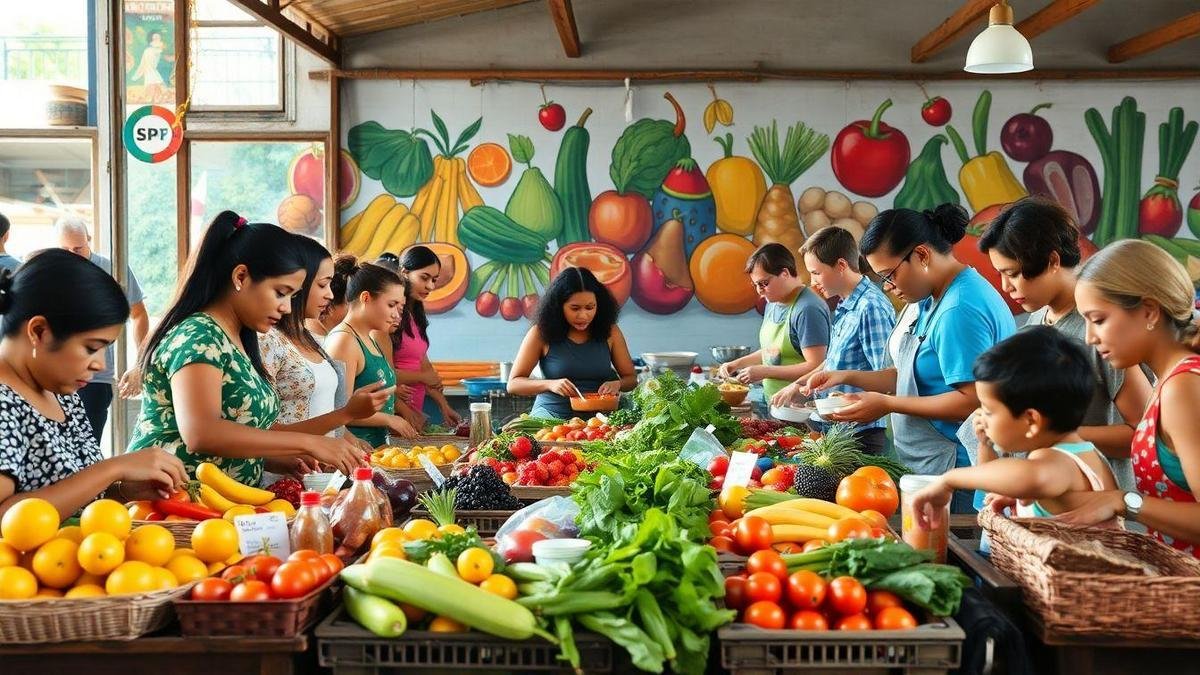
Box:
[707,133,766,236]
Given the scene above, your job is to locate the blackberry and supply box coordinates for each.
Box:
[439,465,521,510]
[793,464,839,502]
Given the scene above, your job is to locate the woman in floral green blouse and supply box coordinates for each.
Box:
[128,211,364,486]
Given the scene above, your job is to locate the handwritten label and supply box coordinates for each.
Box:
[724,451,758,488]
[233,512,291,559]
[417,454,446,488]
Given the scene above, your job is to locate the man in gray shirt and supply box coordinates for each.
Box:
[56,216,149,441]
[0,213,21,274]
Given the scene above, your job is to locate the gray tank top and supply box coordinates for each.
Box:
[533,338,617,420]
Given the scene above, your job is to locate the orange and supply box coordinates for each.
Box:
[455,547,494,584]
[440,445,461,461]
[402,519,439,541]
[466,143,512,188]
[369,543,406,562]
[0,566,38,599]
[31,538,82,589]
[191,519,239,563]
[689,234,758,315]
[35,587,63,598]
[77,532,125,575]
[223,505,256,521]
[169,547,197,561]
[55,525,84,544]
[207,561,227,575]
[80,499,132,540]
[75,571,106,587]
[438,524,465,537]
[428,616,468,633]
[64,584,106,598]
[125,524,175,566]
[151,566,179,590]
[478,573,518,599]
[165,554,209,584]
[105,560,158,596]
[1,498,61,552]
[371,527,406,550]
[0,540,20,567]
[265,500,297,518]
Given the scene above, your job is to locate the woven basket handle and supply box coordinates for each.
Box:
[978,505,1060,563]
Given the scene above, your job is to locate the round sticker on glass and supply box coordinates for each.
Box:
[123,105,182,163]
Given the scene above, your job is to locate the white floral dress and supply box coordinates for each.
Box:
[258,329,341,430]
[128,313,279,486]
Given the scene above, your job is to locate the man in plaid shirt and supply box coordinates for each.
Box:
[773,227,896,454]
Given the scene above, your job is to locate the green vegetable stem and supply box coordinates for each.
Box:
[894,135,961,211]
[1086,97,1146,246]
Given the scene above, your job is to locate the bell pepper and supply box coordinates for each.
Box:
[945,90,1027,212]
[894,135,961,211]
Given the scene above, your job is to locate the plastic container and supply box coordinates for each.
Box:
[900,474,949,564]
[330,467,385,558]
[467,402,494,450]
[532,538,592,566]
[815,393,850,416]
[291,491,334,554]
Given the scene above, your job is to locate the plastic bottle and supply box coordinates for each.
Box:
[290,491,334,554]
[467,402,494,450]
[899,474,949,563]
[330,467,385,556]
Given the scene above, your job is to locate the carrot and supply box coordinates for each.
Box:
[747,121,829,263]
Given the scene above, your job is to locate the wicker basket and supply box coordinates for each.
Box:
[408,507,517,538]
[134,519,196,548]
[979,508,1200,640]
[0,584,192,643]
[174,575,336,637]
[371,463,452,495]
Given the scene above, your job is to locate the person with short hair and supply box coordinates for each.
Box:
[0,213,20,274]
[55,215,149,440]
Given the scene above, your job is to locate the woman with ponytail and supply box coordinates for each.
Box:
[808,204,1016,512]
[129,211,365,486]
[1055,239,1200,556]
[0,250,187,518]
[325,255,418,447]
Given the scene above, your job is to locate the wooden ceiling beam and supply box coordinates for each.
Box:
[1108,11,1200,63]
[911,0,995,63]
[226,0,341,66]
[1015,0,1101,40]
[547,0,581,58]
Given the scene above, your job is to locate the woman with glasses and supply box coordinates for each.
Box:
[808,205,1015,512]
[718,243,830,403]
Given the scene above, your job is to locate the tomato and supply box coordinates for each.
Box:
[244,555,282,584]
[724,575,748,610]
[707,455,730,477]
[127,501,157,521]
[745,572,783,604]
[874,606,918,630]
[289,550,322,563]
[802,539,828,553]
[789,610,829,631]
[785,570,827,610]
[305,558,332,584]
[734,517,774,555]
[746,550,788,580]
[271,561,317,599]
[709,510,728,525]
[221,564,251,582]
[743,601,786,629]
[709,475,726,490]
[709,521,732,538]
[773,542,803,554]
[858,509,889,531]
[836,613,873,631]
[552,425,569,436]
[866,590,904,615]
[828,517,872,542]
[827,577,868,616]
[230,579,273,602]
[319,553,344,577]
[719,485,750,519]
[709,536,736,553]
[191,577,234,601]
[760,467,790,489]
[835,470,899,518]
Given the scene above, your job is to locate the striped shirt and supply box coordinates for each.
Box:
[823,277,896,429]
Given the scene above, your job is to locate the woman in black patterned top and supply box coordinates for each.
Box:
[0,249,187,519]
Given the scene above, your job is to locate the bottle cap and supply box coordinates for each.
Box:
[470,402,492,412]
[300,491,321,506]
[354,467,374,481]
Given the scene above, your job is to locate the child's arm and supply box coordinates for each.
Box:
[909,449,1080,530]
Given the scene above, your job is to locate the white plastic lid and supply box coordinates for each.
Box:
[470,402,492,412]
[899,474,941,493]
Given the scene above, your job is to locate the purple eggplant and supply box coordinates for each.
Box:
[1024,150,1101,235]
[372,470,417,519]
[1001,103,1054,163]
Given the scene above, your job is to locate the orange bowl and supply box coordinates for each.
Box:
[570,393,619,412]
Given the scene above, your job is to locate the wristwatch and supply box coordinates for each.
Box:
[1123,491,1144,522]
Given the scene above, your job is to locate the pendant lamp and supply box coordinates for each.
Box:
[964,0,1034,73]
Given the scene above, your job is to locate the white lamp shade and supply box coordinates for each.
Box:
[964,25,1034,73]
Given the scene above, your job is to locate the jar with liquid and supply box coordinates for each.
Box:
[899,474,948,564]
[468,402,494,450]
[290,491,333,554]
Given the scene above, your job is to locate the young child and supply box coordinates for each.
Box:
[909,326,1118,530]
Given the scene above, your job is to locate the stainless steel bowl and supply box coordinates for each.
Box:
[711,345,753,363]
[640,352,699,369]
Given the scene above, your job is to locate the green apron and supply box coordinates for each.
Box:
[759,292,803,400]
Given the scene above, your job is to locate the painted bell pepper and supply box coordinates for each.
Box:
[946,90,1027,212]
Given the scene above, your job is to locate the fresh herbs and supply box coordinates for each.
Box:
[623,372,741,453]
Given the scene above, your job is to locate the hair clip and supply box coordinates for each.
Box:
[235,217,247,229]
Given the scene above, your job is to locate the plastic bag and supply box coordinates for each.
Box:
[495,496,581,563]
[680,425,727,469]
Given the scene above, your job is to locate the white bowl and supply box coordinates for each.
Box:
[532,538,592,566]
[815,396,850,416]
[770,404,813,423]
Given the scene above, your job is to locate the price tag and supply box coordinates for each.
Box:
[233,512,291,559]
[724,451,758,488]
[323,470,347,494]
[417,454,446,488]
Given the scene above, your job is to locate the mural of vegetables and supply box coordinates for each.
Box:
[632,209,695,314]
[748,120,830,278]
[690,234,758,314]
[553,108,593,245]
[652,158,716,259]
[288,145,360,210]
[505,134,563,244]
[459,205,551,320]
[1138,107,1197,237]
[551,243,632,307]
[1024,151,1101,235]
[945,91,1027,212]
[707,133,766,236]
[893,135,961,212]
[339,193,419,260]
[703,84,734,134]
[411,112,485,246]
[1189,188,1200,238]
[797,187,876,242]
[466,142,512,188]
[1086,97,1145,246]
[921,96,952,127]
[347,121,434,198]
[1001,103,1053,163]
[831,99,910,198]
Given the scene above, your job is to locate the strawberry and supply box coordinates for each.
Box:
[546,460,566,478]
[539,450,559,464]
[534,463,550,483]
[510,435,534,460]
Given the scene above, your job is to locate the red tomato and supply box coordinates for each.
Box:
[858,509,889,531]
[802,539,828,553]
[789,610,829,631]
[243,555,282,584]
[743,601,786,629]
[874,606,918,630]
[724,575,748,610]
[305,558,332,584]
[220,564,251,582]
[710,536,736,553]
[746,550,788,580]
[709,521,732,538]
[289,550,322,563]
[785,570,827,610]
[707,455,730,477]
[734,517,774,555]
[745,572,782,604]
[709,510,729,524]
[319,554,344,577]
[271,561,317,599]
[836,469,899,518]
[230,579,273,602]
[191,577,233,601]
[773,542,803,554]
[827,517,872,543]
[709,475,726,490]
[836,613,873,631]
[827,577,868,616]
[867,590,905,615]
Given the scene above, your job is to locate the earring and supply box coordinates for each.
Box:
[235,285,242,292]
[1147,323,1156,331]
[31,346,37,359]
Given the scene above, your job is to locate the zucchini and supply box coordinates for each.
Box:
[554,108,593,245]
[459,206,547,263]
[426,552,459,579]
[360,557,553,641]
[344,586,407,638]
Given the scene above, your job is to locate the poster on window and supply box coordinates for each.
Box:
[124,0,175,105]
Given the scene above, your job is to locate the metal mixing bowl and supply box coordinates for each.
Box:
[711,345,753,363]
[640,352,699,369]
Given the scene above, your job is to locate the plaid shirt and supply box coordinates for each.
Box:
[823,277,896,429]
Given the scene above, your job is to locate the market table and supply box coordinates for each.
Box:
[0,632,319,675]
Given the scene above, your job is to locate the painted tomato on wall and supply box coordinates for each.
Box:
[550,243,633,307]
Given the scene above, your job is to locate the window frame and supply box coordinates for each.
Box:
[188,11,292,120]
[0,127,102,246]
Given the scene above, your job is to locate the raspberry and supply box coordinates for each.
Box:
[546,460,566,477]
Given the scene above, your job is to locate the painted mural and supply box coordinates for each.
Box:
[304,81,1200,358]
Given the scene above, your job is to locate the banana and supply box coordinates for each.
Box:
[362,203,411,260]
[197,483,239,513]
[745,506,836,528]
[383,213,421,253]
[769,498,862,521]
[342,194,396,255]
[703,84,734,134]
[770,524,829,544]
[339,210,365,246]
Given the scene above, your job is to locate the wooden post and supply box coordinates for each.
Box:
[1015,0,1100,41]
[1108,11,1200,63]
[174,0,191,266]
[326,72,341,249]
[911,0,995,63]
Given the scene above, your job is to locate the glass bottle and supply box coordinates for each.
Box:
[468,402,494,450]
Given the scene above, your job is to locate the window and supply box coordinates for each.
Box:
[191,0,284,112]
[0,1,90,128]
[0,136,96,255]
